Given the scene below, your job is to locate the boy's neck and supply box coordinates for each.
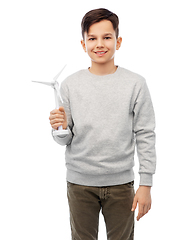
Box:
[89,60,117,76]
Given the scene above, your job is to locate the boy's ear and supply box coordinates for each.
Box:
[81,40,87,52]
[116,37,122,50]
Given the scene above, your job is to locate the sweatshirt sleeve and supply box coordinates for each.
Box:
[51,81,73,146]
[133,79,156,186]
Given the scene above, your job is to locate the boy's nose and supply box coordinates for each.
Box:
[96,39,104,48]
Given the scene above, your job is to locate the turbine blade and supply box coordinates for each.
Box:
[53,64,67,82]
[32,80,53,87]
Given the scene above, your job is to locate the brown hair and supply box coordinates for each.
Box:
[81,8,119,40]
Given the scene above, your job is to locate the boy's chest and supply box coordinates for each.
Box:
[69,80,134,121]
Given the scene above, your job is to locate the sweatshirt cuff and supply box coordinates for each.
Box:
[51,127,72,146]
[139,173,153,187]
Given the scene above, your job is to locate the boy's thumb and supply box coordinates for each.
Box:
[131,196,137,212]
[59,106,65,112]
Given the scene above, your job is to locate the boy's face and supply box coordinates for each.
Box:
[81,20,122,65]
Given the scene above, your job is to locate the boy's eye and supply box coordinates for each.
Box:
[88,36,111,41]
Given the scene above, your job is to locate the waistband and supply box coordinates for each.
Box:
[66,169,134,187]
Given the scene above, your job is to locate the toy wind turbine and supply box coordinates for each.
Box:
[32,65,69,137]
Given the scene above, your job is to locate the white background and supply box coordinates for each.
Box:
[0,0,182,239]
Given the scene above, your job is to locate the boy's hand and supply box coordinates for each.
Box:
[131,186,151,221]
[49,106,67,130]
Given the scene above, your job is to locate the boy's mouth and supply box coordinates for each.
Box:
[94,51,108,57]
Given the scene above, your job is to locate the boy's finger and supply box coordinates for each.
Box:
[137,204,144,221]
[144,205,149,215]
[50,109,60,114]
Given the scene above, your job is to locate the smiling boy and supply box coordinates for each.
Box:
[81,19,122,75]
[49,8,156,240]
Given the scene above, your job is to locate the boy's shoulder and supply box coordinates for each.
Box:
[61,69,87,87]
[119,67,146,85]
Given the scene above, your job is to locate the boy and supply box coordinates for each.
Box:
[49,8,156,240]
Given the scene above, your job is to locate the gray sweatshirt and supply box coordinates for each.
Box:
[52,66,156,187]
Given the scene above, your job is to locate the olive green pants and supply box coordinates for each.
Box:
[67,181,135,240]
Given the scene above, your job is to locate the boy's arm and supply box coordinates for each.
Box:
[133,80,156,186]
[132,79,156,220]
